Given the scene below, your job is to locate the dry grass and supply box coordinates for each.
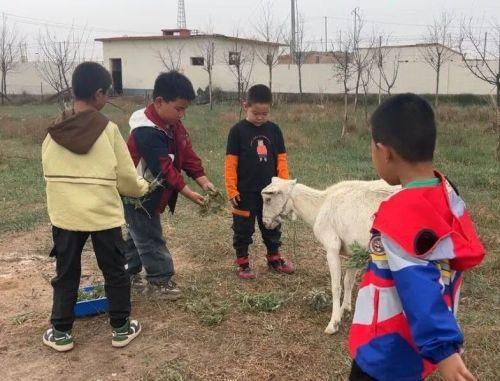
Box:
[0,99,498,380]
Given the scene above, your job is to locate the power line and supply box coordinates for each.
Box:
[2,12,158,35]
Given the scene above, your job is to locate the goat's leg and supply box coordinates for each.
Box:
[324,236,342,335]
[340,268,358,317]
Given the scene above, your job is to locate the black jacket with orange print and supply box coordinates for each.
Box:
[224,119,289,199]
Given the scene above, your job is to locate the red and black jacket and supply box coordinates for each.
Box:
[127,104,205,215]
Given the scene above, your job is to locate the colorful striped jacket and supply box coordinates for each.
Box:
[349,173,485,381]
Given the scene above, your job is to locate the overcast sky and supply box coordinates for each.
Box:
[0,0,498,58]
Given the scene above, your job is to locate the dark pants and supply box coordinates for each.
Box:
[349,361,377,381]
[123,204,174,284]
[50,226,130,331]
[232,192,282,259]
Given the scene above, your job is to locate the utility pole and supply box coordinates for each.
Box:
[291,0,296,64]
[324,16,328,52]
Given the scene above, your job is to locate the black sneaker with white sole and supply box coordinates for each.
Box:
[42,327,74,352]
[144,280,182,300]
[112,319,141,348]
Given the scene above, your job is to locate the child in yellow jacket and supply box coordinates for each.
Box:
[41,62,148,352]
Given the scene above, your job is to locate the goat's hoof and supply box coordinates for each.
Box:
[324,322,340,335]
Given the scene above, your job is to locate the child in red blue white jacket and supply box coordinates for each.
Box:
[348,94,485,381]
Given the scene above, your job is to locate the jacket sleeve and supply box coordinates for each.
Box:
[180,128,206,180]
[225,154,239,199]
[112,124,149,197]
[131,127,186,192]
[225,126,239,199]
[275,126,289,179]
[382,235,463,364]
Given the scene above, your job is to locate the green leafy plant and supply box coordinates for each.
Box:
[346,242,370,269]
[77,285,105,301]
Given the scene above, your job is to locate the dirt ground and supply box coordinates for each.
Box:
[0,212,356,381]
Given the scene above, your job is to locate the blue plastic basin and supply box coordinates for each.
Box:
[74,285,108,318]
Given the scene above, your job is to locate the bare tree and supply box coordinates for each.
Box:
[294,14,310,95]
[37,26,87,109]
[351,11,374,114]
[0,14,22,105]
[459,19,500,159]
[157,43,184,71]
[360,47,376,125]
[420,12,455,109]
[332,30,356,138]
[375,35,401,98]
[253,1,287,93]
[225,30,255,104]
[198,36,216,110]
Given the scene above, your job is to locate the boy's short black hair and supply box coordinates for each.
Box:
[153,71,196,102]
[371,93,436,162]
[72,61,112,100]
[247,84,272,105]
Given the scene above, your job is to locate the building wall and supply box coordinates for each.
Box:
[4,62,56,96]
[101,38,275,95]
[3,41,497,97]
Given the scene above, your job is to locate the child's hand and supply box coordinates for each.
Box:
[202,181,217,193]
[438,353,476,381]
[230,195,241,207]
[181,186,205,206]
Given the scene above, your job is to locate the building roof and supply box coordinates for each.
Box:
[95,29,284,47]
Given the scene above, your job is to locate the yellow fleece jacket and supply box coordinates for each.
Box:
[42,121,148,231]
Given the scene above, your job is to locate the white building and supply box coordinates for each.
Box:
[96,28,281,95]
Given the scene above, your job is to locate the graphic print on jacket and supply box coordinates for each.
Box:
[348,173,485,381]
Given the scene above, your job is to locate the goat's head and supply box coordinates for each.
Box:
[261,177,298,229]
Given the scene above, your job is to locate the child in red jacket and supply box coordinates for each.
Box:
[124,71,216,298]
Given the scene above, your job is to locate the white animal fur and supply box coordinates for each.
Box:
[262,177,399,334]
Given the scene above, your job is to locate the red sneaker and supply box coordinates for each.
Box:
[238,266,256,279]
[235,257,256,279]
[267,254,295,274]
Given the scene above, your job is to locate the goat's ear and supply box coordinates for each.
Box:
[291,179,298,185]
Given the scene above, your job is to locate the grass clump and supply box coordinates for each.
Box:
[240,292,282,312]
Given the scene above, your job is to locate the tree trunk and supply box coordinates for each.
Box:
[298,64,303,95]
[341,88,348,138]
[435,66,440,109]
[1,71,5,105]
[353,71,361,113]
[496,77,500,161]
[208,69,213,111]
[362,85,369,127]
[378,71,382,105]
[269,65,273,93]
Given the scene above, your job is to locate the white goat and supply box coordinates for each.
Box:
[262,177,398,334]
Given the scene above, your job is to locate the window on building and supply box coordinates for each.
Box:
[229,51,240,66]
[191,57,205,66]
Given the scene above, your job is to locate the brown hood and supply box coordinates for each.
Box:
[47,109,109,154]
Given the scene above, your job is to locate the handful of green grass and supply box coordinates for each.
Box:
[199,190,226,216]
[346,242,370,269]
[77,285,105,301]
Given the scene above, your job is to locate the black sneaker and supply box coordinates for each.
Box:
[145,280,182,300]
[130,273,146,291]
[112,319,142,348]
[42,327,74,352]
